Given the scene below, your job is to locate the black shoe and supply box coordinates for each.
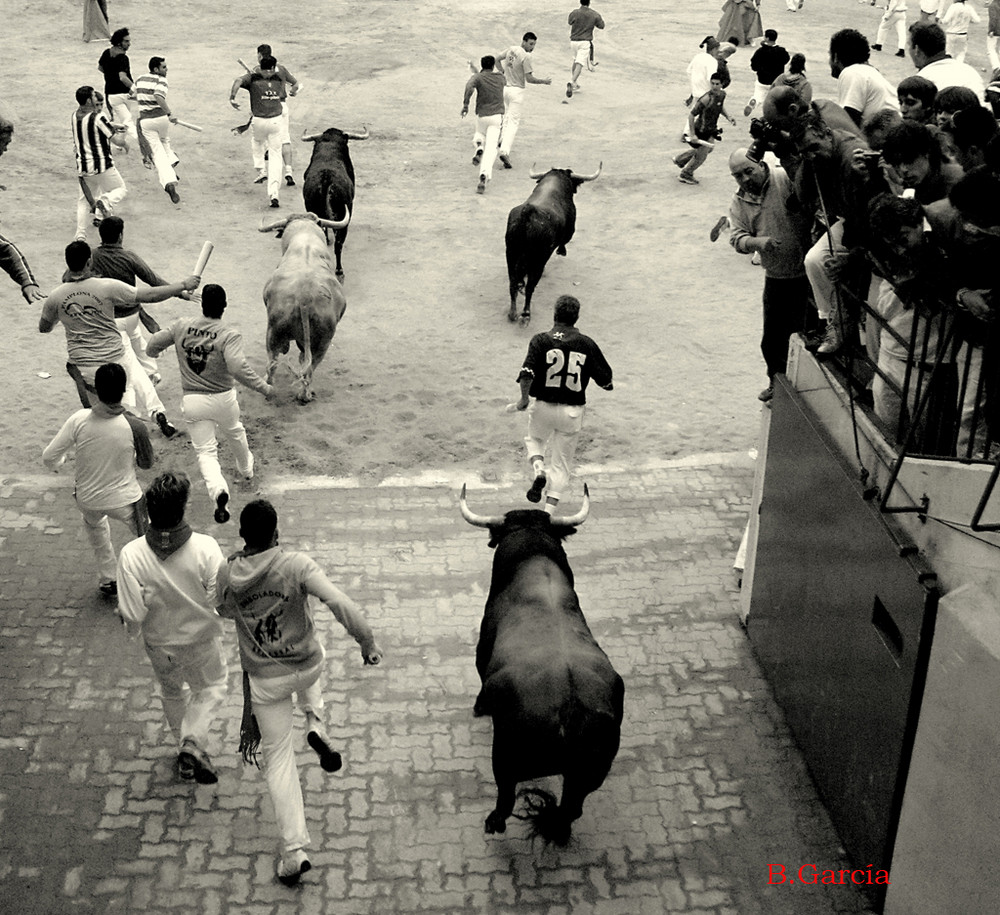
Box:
[895,49,906,57]
[214,492,230,524]
[476,175,486,194]
[709,215,729,243]
[276,851,311,886]
[307,727,343,773]
[566,81,574,98]
[270,197,280,208]
[177,740,219,785]
[472,148,483,166]
[526,472,546,503]
[758,382,774,402]
[99,580,118,597]
[872,43,883,51]
[499,153,512,169]
[165,182,180,204]
[284,174,295,186]
[154,411,178,438]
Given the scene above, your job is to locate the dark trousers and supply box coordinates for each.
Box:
[762,274,812,378]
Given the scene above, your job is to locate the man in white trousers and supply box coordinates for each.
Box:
[230,56,286,207]
[146,284,274,526]
[118,471,228,785]
[495,32,551,169]
[873,0,910,57]
[462,56,506,194]
[135,57,181,205]
[72,85,128,240]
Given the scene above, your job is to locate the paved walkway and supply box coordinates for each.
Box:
[0,455,870,914]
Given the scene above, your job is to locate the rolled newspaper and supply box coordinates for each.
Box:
[193,241,214,277]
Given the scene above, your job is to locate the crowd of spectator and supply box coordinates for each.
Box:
[720,21,999,458]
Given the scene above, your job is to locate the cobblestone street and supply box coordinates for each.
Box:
[0,456,870,913]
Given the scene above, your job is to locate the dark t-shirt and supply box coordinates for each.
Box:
[750,44,790,85]
[520,325,613,406]
[98,49,132,95]
[692,89,726,139]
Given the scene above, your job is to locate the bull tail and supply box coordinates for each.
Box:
[514,787,571,846]
[297,301,314,401]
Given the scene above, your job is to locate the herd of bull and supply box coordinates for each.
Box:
[256,126,602,400]
[256,127,621,843]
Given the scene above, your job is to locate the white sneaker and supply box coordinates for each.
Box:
[276,849,311,886]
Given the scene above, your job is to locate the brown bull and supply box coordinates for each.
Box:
[259,212,348,403]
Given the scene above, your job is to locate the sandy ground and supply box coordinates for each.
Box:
[1,0,967,485]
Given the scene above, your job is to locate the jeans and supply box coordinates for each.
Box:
[76,167,127,239]
[145,637,228,749]
[181,389,254,502]
[249,658,325,853]
[139,115,178,189]
[524,400,585,501]
[77,497,144,584]
[473,114,503,181]
[250,114,284,200]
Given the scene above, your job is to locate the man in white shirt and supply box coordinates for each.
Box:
[830,28,900,127]
[909,21,987,101]
[118,471,228,785]
[42,362,154,596]
[495,32,551,169]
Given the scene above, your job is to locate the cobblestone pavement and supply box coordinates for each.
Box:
[0,455,871,914]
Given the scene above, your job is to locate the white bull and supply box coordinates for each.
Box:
[259,212,348,403]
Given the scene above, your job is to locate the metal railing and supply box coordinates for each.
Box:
[821,264,999,531]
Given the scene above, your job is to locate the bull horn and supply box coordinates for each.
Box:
[571,162,603,182]
[342,126,370,140]
[316,206,351,230]
[301,129,322,142]
[558,483,591,527]
[459,484,504,528]
[258,214,292,233]
[527,163,548,180]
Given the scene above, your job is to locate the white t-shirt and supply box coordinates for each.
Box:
[688,52,718,100]
[499,45,533,89]
[919,56,987,102]
[837,63,900,124]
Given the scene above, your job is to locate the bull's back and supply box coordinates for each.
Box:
[303,163,355,218]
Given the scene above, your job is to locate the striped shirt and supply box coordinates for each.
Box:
[72,110,115,176]
[134,73,169,118]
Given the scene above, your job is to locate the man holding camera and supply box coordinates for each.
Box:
[727,148,813,401]
[673,71,736,185]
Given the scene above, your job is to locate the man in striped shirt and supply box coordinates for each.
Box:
[73,85,128,241]
[135,57,181,204]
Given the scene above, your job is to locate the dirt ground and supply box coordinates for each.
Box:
[1,0,960,484]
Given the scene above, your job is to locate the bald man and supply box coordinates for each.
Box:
[0,98,42,303]
[726,147,813,401]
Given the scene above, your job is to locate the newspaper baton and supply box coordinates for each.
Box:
[193,242,214,278]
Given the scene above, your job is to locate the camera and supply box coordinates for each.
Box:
[746,117,792,162]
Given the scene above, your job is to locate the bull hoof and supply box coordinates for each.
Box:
[519,311,531,326]
[556,245,567,256]
[484,813,507,835]
[507,309,518,323]
[335,269,345,280]
[297,391,316,404]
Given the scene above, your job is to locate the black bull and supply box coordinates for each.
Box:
[301,126,369,278]
[460,485,624,845]
[504,164,601,326]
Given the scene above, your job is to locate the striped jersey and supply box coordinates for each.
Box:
[72,110,115,175]
[134,73,169,117]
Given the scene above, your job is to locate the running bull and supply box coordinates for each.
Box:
[505,163,601,325]
[258,212,349,403]
[460,484,624,845]
[301,126,369,279]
